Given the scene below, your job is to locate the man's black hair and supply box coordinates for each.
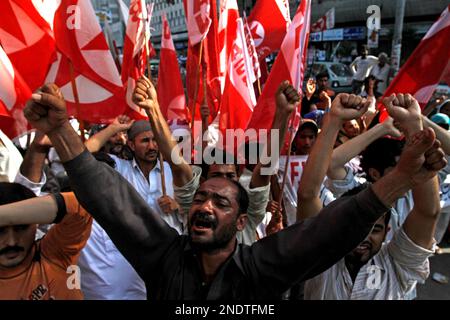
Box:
[316,71,329,80]
[0,182,36,205]
[342,183,391,227]
[202,148,239,179]
[230,179,249,215]
[360,138,404,182]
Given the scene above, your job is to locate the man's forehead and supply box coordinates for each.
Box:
[135,130,154,139]
[198,178,238,195]
[209,164,236,173]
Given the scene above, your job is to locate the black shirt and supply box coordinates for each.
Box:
[63,150,389,300]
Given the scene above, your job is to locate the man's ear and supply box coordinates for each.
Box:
[236,213,248,232]
[127,139,135,152]
[368,168,381,182]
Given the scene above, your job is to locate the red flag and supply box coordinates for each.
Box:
[311,7,335,32]
[0,0,56,91]
[122,0,152,119]
[185,0,221,124]
[0,45,31,139]
[157,13,189,123]
[247,0,311,152]
[218,0,240,92]
[183,0,212,46]
[219,18,257,133]
[247,0,291,59]
[380,5,450,121]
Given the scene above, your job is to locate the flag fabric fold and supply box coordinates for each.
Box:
[379,5,450,121]
[158,13,189,123]
[247,0,291,59]
[247,0,311,153]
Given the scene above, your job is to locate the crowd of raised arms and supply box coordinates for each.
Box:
[0,70,450,300]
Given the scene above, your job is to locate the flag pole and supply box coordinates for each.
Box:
[190,40,204,133]
[68,59,86,142]
[144,5,166,197]
[277,116,295,205]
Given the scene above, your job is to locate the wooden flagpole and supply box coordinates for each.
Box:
[189,40,205,157]
[190,40,204,134]
[144,4,166,196]
[68,59,86,142]
[278,110,296,206]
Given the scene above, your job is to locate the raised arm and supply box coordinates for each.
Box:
[422,115,450,155]
[383,93,445,248]
[0,194,58,226]
[327,116,401,180]
[297,94,371,221]
[133,76,192,187]
[23,83,179,277]
[85,115,134,153]
[250,125,446,296]
[15,131,52,196]
[251,81,300,188]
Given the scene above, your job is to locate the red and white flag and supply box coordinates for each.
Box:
[247,0,291,59]
[380,5,450,121]
[243,15,261,84]
[219,18,257,133]
[43,0,126,123]
[218,0,240,92]
[158,13,189,123]
[185,0,221,124]
[0,45,31,139]
[122,0,152,119]
[183,0,212,46]
[311,7,335,32]
[0,0,56,91]
[247,0,311,151]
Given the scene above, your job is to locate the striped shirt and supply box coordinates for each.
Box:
[304,227,435,300]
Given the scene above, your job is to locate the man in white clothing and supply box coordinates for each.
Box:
[350,45,378,94]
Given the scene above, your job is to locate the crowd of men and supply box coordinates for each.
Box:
[0,59,449,299]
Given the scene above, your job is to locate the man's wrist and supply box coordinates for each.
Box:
[372,168,412,207]
[47,122,73,139]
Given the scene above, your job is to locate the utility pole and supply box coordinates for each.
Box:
[390,0,406,76]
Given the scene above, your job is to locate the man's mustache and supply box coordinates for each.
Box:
[0,246,24,256]
[190,211,218,229]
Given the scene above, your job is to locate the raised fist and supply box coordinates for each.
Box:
[23,84,68,134]
[275,80,301,115]
[132,76,159,112]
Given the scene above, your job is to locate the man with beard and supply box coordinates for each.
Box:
[21,82,446,299]
[0,183,92,299]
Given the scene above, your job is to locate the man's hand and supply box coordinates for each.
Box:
[132,76,159,112]
[382,93,422,138]
[380,116,402,138]
[30,131,52,153]
[111,115,134,132]
[329,93,371,123]
[24,84,68,134]
[275,81,301,116]
[305,78,316,99]
[265,200,283,236]
[157,195,180,215]
[395,128,447,186]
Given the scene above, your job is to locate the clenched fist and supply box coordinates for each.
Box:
[23,84,68,134]
[132,76,159,112]
[329,93,371,123]
[275,81,301,116]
